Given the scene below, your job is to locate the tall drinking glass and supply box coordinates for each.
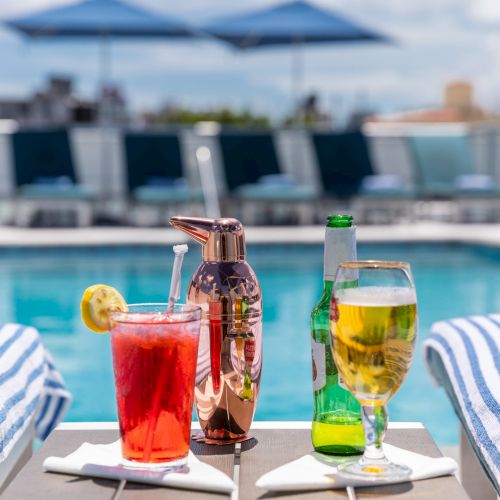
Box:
[109,303,201,469]
[330,261,417,480]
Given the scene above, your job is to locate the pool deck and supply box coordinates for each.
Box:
[0,222,499,247]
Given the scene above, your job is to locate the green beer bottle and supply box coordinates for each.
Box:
[310,215,364,454]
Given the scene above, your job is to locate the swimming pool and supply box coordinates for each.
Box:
[3,242,500,446]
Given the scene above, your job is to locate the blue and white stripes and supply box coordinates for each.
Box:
[0,323,71,463]
[424,314,500,492]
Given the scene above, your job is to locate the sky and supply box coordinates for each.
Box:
[1,0,500,123]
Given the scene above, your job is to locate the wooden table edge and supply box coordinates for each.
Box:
[55,421,425,431]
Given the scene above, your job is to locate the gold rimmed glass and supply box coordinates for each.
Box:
[330,261,417,480]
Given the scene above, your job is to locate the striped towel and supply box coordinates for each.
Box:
[424,314,500,493]
[0,323,71,463]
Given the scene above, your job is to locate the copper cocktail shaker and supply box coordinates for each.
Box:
[170,216,262,442]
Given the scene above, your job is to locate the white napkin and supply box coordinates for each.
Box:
[43,440,236,494]
[256,443,458,491]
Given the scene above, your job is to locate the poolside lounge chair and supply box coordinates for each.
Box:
[124,131,203,225]
[424,315,500,499]
[312,130,373,198]
[408,131,500,221]
[218,130,316,224]
[312,130,414,223]
[11,128,95,226]
[0,323,71,492]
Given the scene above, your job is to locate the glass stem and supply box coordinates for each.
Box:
[361,405,388,463]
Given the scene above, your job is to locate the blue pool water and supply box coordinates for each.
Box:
[3,242,500,446]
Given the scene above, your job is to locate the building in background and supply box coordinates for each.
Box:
[367,80,499,124]
[98,84,128,126]
[0,75,128,127]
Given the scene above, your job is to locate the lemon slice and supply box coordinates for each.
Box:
[81,284,128,333]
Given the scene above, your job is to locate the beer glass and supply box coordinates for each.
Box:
[330,261,417,480]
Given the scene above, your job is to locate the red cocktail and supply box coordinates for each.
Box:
[109,304,201,467]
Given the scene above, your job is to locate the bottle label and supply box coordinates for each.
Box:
[311,339,326,391]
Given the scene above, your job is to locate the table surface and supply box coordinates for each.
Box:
[1,422,469,500]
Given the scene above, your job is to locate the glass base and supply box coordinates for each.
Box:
[338,459,411,481]
[314,444,364,456]
[121,455,188,472]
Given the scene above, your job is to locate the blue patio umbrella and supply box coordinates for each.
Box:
[5,0,193,38]
[203,0,388,115]
[5,0,197,201]
[6,0,196,94]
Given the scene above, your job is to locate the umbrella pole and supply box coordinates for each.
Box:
[98,34,112,214]
[292,40,304,125]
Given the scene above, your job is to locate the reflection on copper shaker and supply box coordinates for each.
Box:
[169,216,262,443]
[208,297,222,392]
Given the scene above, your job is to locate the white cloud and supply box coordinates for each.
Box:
[471,0,500,23]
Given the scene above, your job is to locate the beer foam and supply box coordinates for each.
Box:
[336,286,416,306]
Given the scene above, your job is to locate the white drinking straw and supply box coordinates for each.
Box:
[143,245,189,460]
[167,244,189,312]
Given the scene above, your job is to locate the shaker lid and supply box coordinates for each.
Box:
[170,216,246,262]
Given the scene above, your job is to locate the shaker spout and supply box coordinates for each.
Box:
[169,216,214,245]
[170,215,246,262]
